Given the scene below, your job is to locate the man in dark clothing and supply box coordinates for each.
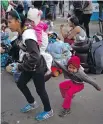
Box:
[97,0,103,18]
[48,1,58,20]
[32,1,43,9]
[59,1,64,17]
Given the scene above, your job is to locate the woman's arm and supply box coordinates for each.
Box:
[67,26,80,39]
[60,26,68,39]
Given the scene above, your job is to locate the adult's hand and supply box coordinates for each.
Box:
[0,47,5,53]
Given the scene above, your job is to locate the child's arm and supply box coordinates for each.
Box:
[54,60,68,73]
[35,29,42,46]
[67,26,80,40]
[34,22,45,46]
[80,70,101,91]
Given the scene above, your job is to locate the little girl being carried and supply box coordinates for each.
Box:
[26,8,53,74]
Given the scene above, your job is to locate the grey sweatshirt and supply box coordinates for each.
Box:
[55,61,100,90]
[83,1,93,14]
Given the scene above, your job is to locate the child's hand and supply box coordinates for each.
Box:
[60,24,64,30]
[45,4,49,8]
[95,85,101,91]
[10,63,19,73]
[38,42,42,47]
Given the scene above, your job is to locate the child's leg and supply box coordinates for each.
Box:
[62,82,84,109]
[59,80,73,98]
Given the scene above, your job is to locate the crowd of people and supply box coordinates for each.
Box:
[1,0,102,121]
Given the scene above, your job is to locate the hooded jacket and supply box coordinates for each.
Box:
[54,61,100,90]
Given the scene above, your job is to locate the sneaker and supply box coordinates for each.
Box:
[20,101,39,113]
[35,109,53,121]
[59,108,71,117]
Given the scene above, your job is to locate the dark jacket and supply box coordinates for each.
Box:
[16,29,47,73]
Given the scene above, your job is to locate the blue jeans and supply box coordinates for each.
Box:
[50,5,56,20]
[41,6,47,19]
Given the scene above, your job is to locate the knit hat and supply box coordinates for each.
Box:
[27,8,42,26]
[68,56,80,69]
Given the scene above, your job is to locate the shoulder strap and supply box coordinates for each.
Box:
[22,26,33,34]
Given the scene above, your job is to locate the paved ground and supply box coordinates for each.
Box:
[1,19,103,124]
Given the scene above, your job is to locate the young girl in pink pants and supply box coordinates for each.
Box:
[56,56,101,117]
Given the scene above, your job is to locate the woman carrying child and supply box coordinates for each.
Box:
[8,9,53,121]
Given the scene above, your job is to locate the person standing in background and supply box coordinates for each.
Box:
[41,1,48,20]
[48,1,58,20]
[1,0,9,18]
[23,0,32,17]
[97,0,103,18]
[32,1,43,10]
[59,1,64,17]
[80,1,93,38]
[53,1,58,20]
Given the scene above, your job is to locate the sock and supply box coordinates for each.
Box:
[30,101,37,107]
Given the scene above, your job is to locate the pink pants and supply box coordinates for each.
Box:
[59,80,84,109]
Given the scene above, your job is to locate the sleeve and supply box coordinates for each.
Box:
[83,1,89,10]
[35,30,42,45]
[54,60,68,73]
[35,26,42,45]
[80,71,101,90]
[18,39,41,71]
[43,23,48,32]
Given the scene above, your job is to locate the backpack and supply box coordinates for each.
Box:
[88,40,103,74]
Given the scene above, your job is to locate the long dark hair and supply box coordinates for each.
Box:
[69,15,85,29]
[69,15,79,26]
[8,10,26,28]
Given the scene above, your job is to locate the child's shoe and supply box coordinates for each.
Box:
[59,108,71,117]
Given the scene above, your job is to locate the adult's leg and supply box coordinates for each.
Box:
[54,4,56,20]
[41,6,46,20]
[79,14,84,26]
[32,71,51,112]
[83,14,92,38]
[99,4,103,18]
[74,10,83,24]
[17,71,34,104]
[62,81,84,109]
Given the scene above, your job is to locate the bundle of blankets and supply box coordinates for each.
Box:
[46,40,72,65]
[1,31,11,67]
